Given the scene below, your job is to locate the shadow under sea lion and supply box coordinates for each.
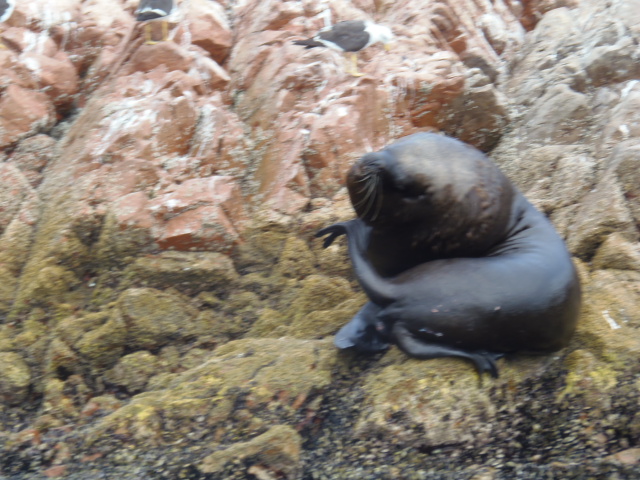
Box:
[317,132,581,377]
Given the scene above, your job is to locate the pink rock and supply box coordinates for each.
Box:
[61,9,132,78]
[228,31,289,91]
[79,0,131,34]
[189,97,246,174]
[148,176,247,252]
[10,0,82,30]
[159,70,205,97]
[0,84,54,148]
[43,465,67,478]
[111,192,155,230]
[231,39,333,129]
[0,163,33,232]
[158,204,239,251]
[154,95,198,156]
[84,160,160,204]
[109,177,248,253]
[148,177,245,221]
[402,56,466,128]
[2,27,58,56]
[253,122,311,215]
[129,42,192,74]
[0,49,36,89]
[21,52,79,108]
[176,0,232,64]
[234,0,303,35]
[9,134,56,187]
[304,100,376,190]
[193,56,230,91]
[81,44,121,93]
[70,78,198,162]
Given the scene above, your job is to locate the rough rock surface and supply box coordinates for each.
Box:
[0,0,639,479]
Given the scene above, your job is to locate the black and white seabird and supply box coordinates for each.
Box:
[293,20,393,76]
[135,0,175,44]
[0,0,15,49]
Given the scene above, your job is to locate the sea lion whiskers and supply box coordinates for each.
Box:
[355,179,376,219]
[353,172,372,184]
[359,173,383,221]
[369,174,384,222]
[353,170,380,220]
[353,174,372,203]
[353,161,383,221]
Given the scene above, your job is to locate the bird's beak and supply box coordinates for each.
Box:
[384,43,392,52]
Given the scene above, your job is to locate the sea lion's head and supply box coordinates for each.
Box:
[348,133,511,225]
[346,149,437,225]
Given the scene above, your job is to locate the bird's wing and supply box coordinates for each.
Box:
[317,21,369,52]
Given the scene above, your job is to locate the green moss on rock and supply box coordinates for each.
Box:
[234,216,292,273]
[313,237,353,278]
[45,337,81,378]
[575,268,640,362]
[41,377,83,419]
[0,219,35,275]
[288,296,365,340]
[560,349,620,409]
[75,313,127,371]
[85,338,335,445]
[246,308,289,338]
[199,424,302,477]
[0,266,18,314]
[0,352,31,405]
[0,326,15,352]
[103,351,161,393]
[122,251,239,293]
[116,287,202,350]
[272,237,316,280]
[287,274,353,320]
[355,352,549,449]
[94,211,155,268]
[55,311,112,346]
[12,265,79,315]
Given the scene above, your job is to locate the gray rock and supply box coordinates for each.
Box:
[584,38,640,87]
[567,174,636,258]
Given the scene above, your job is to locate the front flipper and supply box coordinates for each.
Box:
[316,222,349,248]
[335,302,390,353]
[393,323,501,378]
[316,219,371,251]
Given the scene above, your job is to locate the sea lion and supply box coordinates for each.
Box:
[317,133,581,376]
[347,132,515,278]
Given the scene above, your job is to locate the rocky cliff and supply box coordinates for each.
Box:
[0,0,639,478]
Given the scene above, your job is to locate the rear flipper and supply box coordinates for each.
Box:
[335,302,390,353]
[393,323,502,378]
